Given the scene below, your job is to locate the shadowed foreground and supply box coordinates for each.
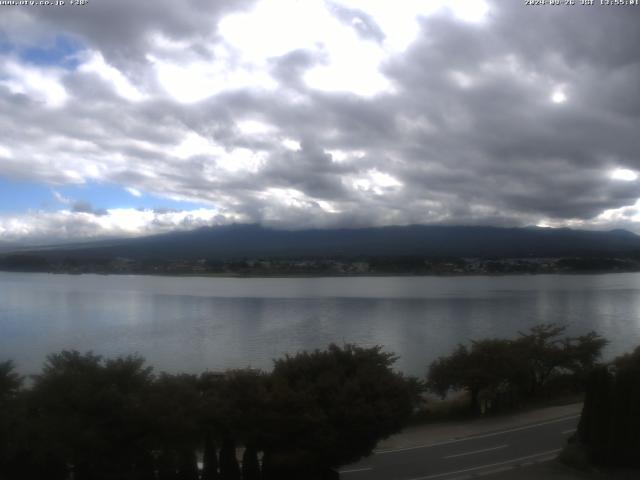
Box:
[0,344,420,480]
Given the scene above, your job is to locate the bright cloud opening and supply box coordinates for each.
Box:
[610,168,638,181]
[281,138,301,151]
[237,120,277,136]
[148,50,277,103]
[171,132,224,159]
[216,148,267,174]
[551,91,567,104]
[351,170,403,194]
[325,149,366,163]
[0,145,12,158]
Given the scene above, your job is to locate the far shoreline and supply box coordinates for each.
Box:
[2,268,640,279]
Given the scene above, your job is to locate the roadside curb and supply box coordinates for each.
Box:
[374,403,583,453]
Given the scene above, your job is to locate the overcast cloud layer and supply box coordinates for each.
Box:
[1,0,640,243]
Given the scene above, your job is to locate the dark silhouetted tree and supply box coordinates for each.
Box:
[242,444,261,480]
[428,325,607,414]
[27,351,155,480]
[428,339,525,414]
[147,373,201,480]
[577,345,640,467]
[0,361,25,479]
[202,433,220,480]
[261,344,420,478]
[219,437,241,480]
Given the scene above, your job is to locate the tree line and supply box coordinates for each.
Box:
[426,324,608,414]
[0,345,420,480]
[1,325,633,478]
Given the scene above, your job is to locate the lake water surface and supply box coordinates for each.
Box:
[2,272,640,376]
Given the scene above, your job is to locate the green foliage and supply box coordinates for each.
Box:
[427,324,607,414]
[428,339,526,414]
[201,369,269,444]
[27,351,155,479]
[1,344,421,479]
[0,360,22,401]
[263,344,421,474]
[0,361,24,478]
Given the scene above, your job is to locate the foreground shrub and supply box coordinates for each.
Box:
[577,345,640,467]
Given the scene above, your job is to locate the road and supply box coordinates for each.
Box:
[340,414,579,480]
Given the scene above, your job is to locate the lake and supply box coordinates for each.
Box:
[1,272,640,376]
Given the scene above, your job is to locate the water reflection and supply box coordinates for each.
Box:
[1,272,640,375]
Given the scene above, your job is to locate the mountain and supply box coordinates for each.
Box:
[12,224,640,260]
[0,241,19,253]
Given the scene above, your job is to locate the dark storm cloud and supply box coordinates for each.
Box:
[367,3,640,224]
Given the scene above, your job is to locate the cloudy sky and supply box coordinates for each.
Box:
[0,0,639,244]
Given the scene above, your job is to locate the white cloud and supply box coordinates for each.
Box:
[325,149,365,163]
[220,0,393,96]
[148,46,277,103]
[551,90,567,104]
[237,120,277,135]
[610,168,638,181]
[215,148,267,174]
[52,190,72,205]
[79,52,147,101]
[0,208,233,244]
[0,59,68,108]
[350,170,403,195]
[281,138,301,151]
[171,132,224,159]
[2,0,640,242]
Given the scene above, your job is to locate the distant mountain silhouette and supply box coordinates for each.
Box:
[15,224,640,259]
[0,241,19,253]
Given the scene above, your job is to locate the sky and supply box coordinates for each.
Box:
[0,0,639,244]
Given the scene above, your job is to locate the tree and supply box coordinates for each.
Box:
[515,324,569,395]
[27,351,155,480]
[3,345,419,479]
[428,325,607,414]
[516,324,607,396]
[219,437,241,480]
[241,444,261,480]
[0,360,22,401]
[261,344,421,478]
[577,345,640,467]
[147,373,202,479]
[428,339,525,414]
[200,369,269,480]
[0,361,24,479]
[201,433,220,480]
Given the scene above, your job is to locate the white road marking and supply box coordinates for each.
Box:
[562,428,576,435]
[376,415,579,454]
[339,467,373,474]
[444,444,507,459]
[405,448,561,480]
[476,465,514,476]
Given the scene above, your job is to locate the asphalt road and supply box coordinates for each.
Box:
[339,414,580,480]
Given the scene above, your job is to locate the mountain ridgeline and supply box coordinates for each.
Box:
[13,224,640,260]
